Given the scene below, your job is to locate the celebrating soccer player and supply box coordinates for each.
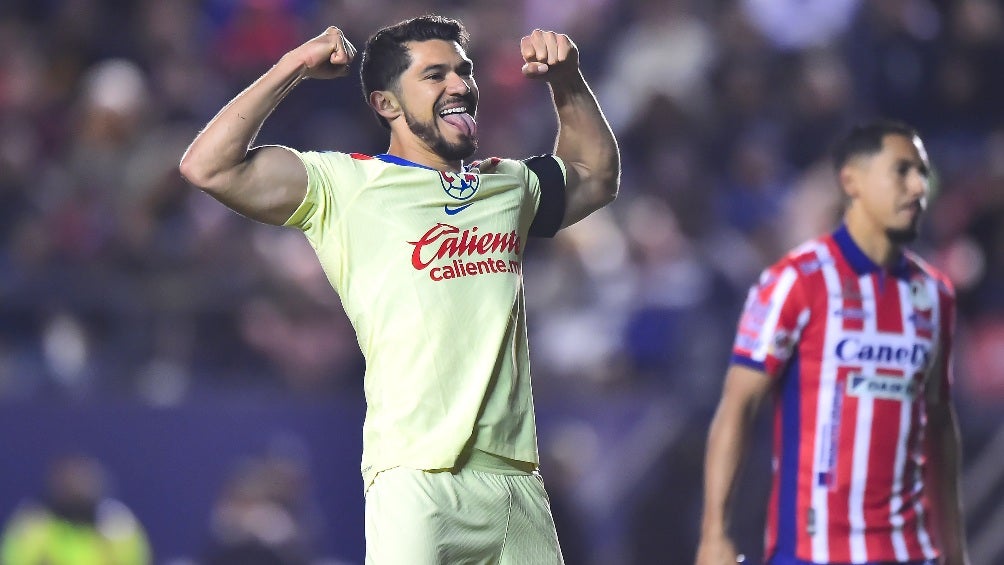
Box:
[695,121,970,565]
[179,15,619,564]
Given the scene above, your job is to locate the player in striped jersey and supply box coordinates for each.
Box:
[696,121,970,565]
[180,14,619,565]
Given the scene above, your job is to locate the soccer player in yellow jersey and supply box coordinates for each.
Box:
[180,15,619,564]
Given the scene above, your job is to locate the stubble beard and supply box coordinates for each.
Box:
[404,109,477,162]
[886,219,921,245]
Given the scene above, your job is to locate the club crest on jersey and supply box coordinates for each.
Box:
[909,278,933,311]
[440,171,479,201]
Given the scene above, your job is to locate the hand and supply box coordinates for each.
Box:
[288,26,356,80]
[695,536,742,565]
[520,29,580,82]
[471,157,501,174]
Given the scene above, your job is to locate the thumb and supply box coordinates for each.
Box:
[521,61,549,78]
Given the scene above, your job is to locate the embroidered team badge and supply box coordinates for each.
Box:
[440,171,479,201]
[441,171,480,215]
[909,277,933,311]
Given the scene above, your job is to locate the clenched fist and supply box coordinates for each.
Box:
[520,29,580,82]
[289,26,357,80]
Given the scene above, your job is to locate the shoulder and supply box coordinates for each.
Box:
[474,156,565,183]
[283,148,371,170]
[791,235,838,273]
[907,249,951,295]
[763,235,832,282]
[904,249,956,299]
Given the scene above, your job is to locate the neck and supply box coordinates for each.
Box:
[843,213,901,268]
[386,136,462,172]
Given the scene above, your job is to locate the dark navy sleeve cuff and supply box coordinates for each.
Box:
[730,354,766,373]
[525,154,566,238]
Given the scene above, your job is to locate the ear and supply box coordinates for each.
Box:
[839,165,859,200]
[369,90,401,123]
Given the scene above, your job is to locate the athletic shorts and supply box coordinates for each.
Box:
[364,450,564,565]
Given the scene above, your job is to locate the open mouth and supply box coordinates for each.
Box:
[438,105,477,137]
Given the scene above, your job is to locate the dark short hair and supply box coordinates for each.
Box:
[360,15,470,129]
[831,119,920,172]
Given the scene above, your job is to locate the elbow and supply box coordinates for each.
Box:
[600,158,621,205]
[178,152,224,196]
[178,152,207,188]
[606,170,621,203]
[597,181,618,209]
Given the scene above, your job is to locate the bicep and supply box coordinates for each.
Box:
[719,364,774,415]
[207,145,308,226]
[705,364,773,460]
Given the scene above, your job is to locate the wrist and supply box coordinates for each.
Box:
[547,69,587,94]
[275,52,310,82]
[700,519,729,539]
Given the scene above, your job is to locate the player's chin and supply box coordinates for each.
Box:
[452,139,478,161]
[446,130,478,152]
[886,223,920,244]
[437,137,478,162]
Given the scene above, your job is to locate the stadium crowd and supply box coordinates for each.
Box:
[1,0,1003,563]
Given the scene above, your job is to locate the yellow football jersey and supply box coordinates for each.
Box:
[282,149,566,489]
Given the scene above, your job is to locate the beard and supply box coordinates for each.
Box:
[403,106,477,162]
[886,222,920,244]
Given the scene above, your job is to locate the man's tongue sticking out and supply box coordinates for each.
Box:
[442,112,477,137]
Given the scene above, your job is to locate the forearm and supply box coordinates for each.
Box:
[550,72,620,190]
[701,402,754,538]
[928,405,970,565]
[180,55,306,191]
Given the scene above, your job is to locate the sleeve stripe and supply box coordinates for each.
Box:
[731,354,767,372]
[750,266,799,361]
[525,154,566,238]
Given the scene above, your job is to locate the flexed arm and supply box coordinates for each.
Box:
[179,27,356,225]
[521,29,620,229]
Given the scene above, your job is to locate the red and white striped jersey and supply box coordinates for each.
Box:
[732,225,956,564]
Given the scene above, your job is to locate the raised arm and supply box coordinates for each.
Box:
[520,29,620,229]
[179,27,356,225]
[696,364,773,565]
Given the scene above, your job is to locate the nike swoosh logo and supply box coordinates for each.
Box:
[444,203,474,215]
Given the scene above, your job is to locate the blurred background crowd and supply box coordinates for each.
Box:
[2,0,1004,563]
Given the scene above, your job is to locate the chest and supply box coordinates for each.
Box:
[804,272,940,378]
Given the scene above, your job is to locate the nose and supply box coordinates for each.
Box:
[907,169,929,198]
[445,73,472,96]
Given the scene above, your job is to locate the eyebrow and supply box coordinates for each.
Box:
[897,158,930,176]
[417,60,473,75]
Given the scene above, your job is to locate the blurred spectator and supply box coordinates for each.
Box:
[201,438,340,565]
[0,0,997,409]
[742,0,862,50]
[597,0,717,131]
[0,455,150,565]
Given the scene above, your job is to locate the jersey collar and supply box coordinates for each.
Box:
[374,153,436,170]
[832,223,911,279]
[375,153,475,172]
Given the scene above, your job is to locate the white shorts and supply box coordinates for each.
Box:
[364,451,564,565]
